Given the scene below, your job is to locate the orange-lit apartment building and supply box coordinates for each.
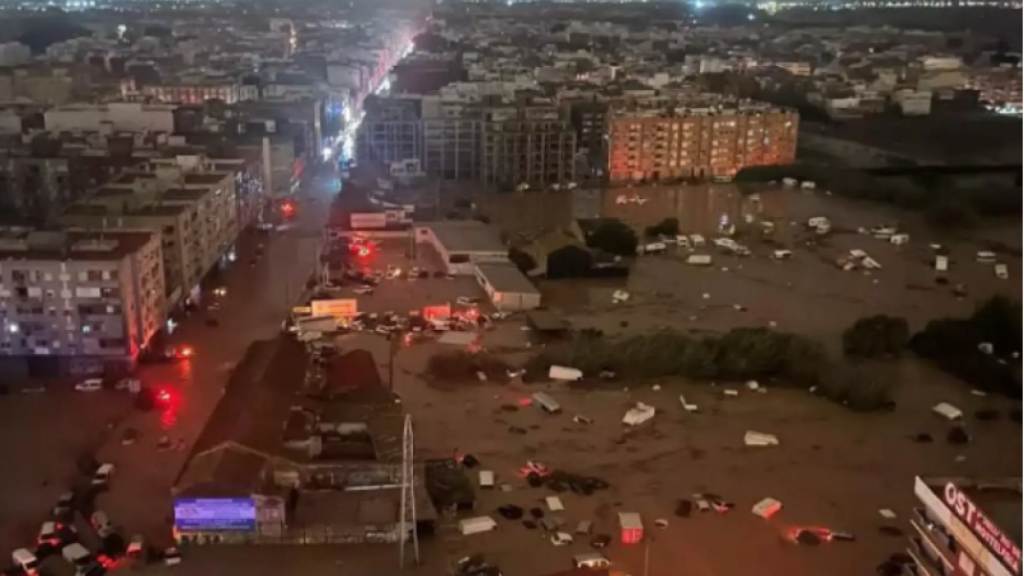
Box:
[607,101,799,182]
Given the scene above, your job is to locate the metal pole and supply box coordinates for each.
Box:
[643,535,651,576]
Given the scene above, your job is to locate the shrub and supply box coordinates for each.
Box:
[528,328,893,411]
[842,315,910,359]
[644,217,680,239]
[910,297,1023,398]
[426,351,509,383]
[815,361,893,412]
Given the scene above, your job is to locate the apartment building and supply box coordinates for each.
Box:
[357,95,576,187]
[57,156,239,307]
[607,101,798,182]
[45,102,178,133]
[909,476,1020,576]
[0,229,164,379]
[480,105,577,187]
[142,81,254,105]
[568,99,610,179]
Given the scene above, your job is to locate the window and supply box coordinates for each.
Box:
[11,270,27,283]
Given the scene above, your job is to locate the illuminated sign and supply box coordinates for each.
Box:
[944,483,1021,575]
[311,298,358,319]
[174,498,256,531]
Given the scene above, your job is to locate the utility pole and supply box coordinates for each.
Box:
[643,535,653,576]
[398,414,419,567]
[387,331,401,391]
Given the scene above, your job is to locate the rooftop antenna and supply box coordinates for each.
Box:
[398,413,419,568]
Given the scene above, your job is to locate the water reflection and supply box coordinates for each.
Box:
[595,183,790,236]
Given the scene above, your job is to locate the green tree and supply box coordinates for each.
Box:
[842,315,910,359]
[508,248,537,275]
[644,217,680,239]
[588,220,638,257]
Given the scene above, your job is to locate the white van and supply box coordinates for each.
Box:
[574,552,611,569]
[478,470,495,489]
[12,549,39,574]
[532,392,562,414]
[935,255,949,273]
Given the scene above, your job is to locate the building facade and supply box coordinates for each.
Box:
[57,157,239,307]
[607,104,798,182]
[0,230,165,379]
[357,96,577,188]
[45,103,178,133]
[910,476,1020,576]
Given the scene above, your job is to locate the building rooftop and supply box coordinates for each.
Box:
[0,230,154,261]
[474,263,539,295]
[424,221,506,253]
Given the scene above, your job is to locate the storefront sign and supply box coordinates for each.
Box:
[174,498,256,531]
[311,298,358,319]
[944,483,1021,574]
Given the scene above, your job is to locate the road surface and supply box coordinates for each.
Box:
[92,162,337,543]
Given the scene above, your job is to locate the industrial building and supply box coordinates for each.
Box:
[57,155,240,307]
[910,476,1021,576]
[0,229,165,379]
[607,100,799,182]
[172,342,436,545]
[356,94,577,188]
[414,221,509,276]
[473,263,541,311]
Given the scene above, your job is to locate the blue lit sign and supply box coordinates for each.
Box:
[174,498,257,531]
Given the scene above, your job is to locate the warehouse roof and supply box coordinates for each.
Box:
[423,221,505,253]
[475,263,539,295]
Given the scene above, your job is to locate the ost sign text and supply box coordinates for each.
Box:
[943,483,1021,575]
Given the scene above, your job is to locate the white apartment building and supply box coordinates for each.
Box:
[44,102,178,133]
[0,230,165,379]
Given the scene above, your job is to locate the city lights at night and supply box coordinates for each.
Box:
[0,1,1017,576]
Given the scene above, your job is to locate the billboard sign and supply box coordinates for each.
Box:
[174,498,256,531]
[311,298,358,319]
[944,483,1021,575]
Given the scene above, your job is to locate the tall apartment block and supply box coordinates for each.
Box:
[57,155,240,307]
[356,95,576,188]
[0,230,165,379]
[909,476,1020,576]
[607,101,798,182]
